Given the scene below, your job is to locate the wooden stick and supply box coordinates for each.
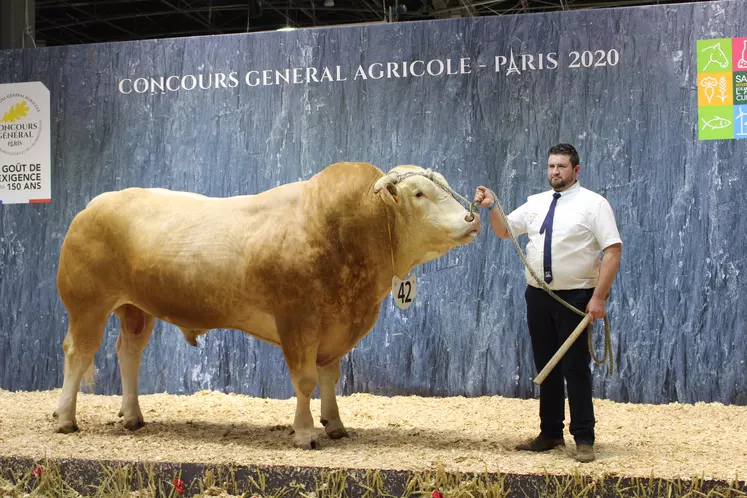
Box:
[533,314,593,385]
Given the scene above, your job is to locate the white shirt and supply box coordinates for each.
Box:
[506,181,622,290]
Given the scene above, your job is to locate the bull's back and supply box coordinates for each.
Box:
[59,186,306,328]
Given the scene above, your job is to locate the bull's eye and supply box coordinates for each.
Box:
[415,191,424,198]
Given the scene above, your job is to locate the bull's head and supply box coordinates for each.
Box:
[374,165,481,269]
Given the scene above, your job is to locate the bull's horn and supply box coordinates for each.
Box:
[373,171,401,193]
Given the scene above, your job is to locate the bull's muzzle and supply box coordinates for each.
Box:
[460,212,481,240]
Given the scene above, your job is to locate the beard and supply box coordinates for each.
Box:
[549,177,569,190]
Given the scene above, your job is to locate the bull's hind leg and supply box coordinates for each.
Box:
[278,321,321,449]
[318,359,348,439]
[54,309,109,433]
[114,304,155,430]
[287,355,320,449]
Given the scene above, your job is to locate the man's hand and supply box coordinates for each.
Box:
[474,186,496,208]
[586,295,606,322]
[476,186,511,239]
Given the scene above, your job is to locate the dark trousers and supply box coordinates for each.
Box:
[525,285,595,444]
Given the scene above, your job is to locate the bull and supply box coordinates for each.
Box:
[53,161,481,449]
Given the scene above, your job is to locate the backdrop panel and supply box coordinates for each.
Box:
[0,0,745,405]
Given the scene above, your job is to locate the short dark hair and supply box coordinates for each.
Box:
[548,143,579,167]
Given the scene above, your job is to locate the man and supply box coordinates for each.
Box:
[474,143,622,463]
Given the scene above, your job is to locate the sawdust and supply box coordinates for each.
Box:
[0,388,745,482]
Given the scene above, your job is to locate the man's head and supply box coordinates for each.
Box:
[547,143,580,192]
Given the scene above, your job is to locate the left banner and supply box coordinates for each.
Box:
[0,82,51,204]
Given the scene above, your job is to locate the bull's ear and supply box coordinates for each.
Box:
[374,173,400,206]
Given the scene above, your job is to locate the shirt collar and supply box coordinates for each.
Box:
[552,180,581,198]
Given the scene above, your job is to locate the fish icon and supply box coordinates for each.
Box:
[701,116,732,130]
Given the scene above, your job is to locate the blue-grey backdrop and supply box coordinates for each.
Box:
[1,0,745,405]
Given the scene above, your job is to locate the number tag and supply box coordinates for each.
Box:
[392,274,416,310]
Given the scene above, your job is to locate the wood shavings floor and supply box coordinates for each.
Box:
[0,389,745,482]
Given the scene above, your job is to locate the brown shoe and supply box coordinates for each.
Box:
[575,443,595,462]
[515,434,565,452]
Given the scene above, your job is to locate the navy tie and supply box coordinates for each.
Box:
[539,192,561,283]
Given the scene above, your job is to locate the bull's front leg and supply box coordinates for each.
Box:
[318,359,348,439]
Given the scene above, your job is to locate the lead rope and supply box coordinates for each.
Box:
[384,204,397,276]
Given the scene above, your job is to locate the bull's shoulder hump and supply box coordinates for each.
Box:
[307,162,385,197]
[315,161,384,180]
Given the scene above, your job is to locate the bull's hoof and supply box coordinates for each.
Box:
[326,427,349,440]
[124,418,145,431]
[117,410,124,418]
[293,433,320,450]
[321,418,348,439]
[293,439,319,450]
[52,410,58,419]
[55,422,79,434]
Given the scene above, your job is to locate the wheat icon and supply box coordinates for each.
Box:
[0,100,30,123]
[718,76,729,103]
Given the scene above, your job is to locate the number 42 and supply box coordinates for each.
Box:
[392,275,417,310]
[398,281,413,303]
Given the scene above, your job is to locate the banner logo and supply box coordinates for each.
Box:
[697,37,747,140]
